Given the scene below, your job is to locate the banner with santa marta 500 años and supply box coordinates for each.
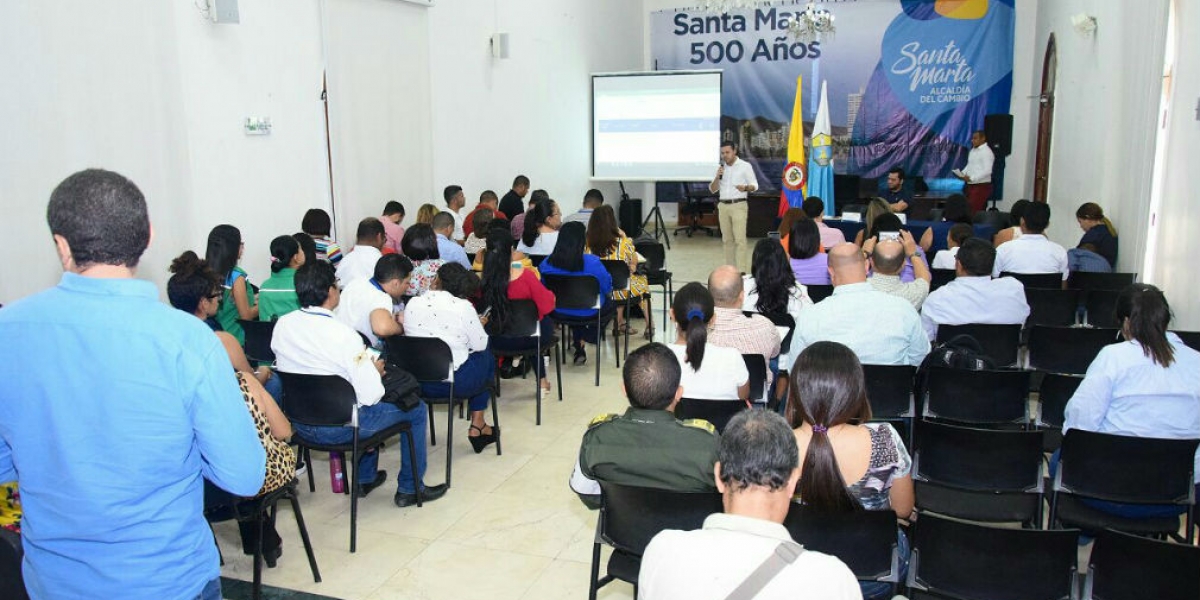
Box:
[650,0,1014,187]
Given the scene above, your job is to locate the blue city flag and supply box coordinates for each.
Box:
[808,81,835,217]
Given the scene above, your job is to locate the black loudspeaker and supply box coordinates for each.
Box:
[619,198,643,238]
[984,113,1013,157]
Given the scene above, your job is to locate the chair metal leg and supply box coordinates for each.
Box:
[622,307,630,361]
[555,346,563,401]
[349,435,360,552]
[287,488,322,583]
[427,403,437,446]
[304,447,315,493]
[494,367,502,398]
[490,389,502,455]
[595,314,602,387]
[253,506,265,600]
[403,430,423,507]
[588,539,603,600]
[535,342,543,426]
[445,401,455,487]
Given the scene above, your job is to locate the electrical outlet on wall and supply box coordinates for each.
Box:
[244,117,271,136]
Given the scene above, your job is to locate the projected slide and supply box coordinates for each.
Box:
[592,71,722,181]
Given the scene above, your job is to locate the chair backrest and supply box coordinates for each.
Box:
[542,273,601,311]
[1024,288,1080,328]
[1057,429,1199,505]
[930,268,955,292]
[752,312,796,356]
[1084,289,1121,328]
[277,372,356,427]
[674,398,748,434]
[1172,330,1200,352]
[634,241,667,273]
[782,504,901,581]
[0,529,28,600]
[495,299,541,338]
[908,514,1078,600]
[239,319,277,363]
[973,209,1010,230]
[1000,271,1063,289]
[527,254,548,268]
[861,364,916,419]
[1068,271,1136,291]
[384,336,455,383]
[597,481,722,556]
[1035,372,1083,428]
[1085,528,1200,600]
[935,323,1021,367]
[923,367,1031,425]
[807,284,834,303]
[741,354,767,403]
[913,420,1044,492]
[1027,325,1119,375]
[600,259,632,292]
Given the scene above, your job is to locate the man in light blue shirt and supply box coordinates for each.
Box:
[920,238,1030,341]
[0,169,266,600]
[791,243,929,368]
[433,211,471,269]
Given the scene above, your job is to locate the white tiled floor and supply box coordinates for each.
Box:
[215,231,731,600]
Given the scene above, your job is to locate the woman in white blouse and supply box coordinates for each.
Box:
[669,282,749,401]
[516,198,562,256]
[404,263,498,453]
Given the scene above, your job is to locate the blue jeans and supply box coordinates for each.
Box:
[293,401,428,494]
[263,371,283,402]
[420,350,495,412]
[196,578,221,600]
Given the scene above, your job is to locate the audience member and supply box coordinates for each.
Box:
[379,200,406,254]
[920,238,1029,341]
[302,208,342,264]
[463,190,504,238]
[1071,202,1118,272]
[788,218,830,285]
[432,211,471,269]
[992,201,1068,281]
[791,244,929,367]
[498,174,530,220]
[336,254,411,348]
[443,184,467,241]
[400,223,445,297]
[638,410,860,600]
[992,198,1031,247]
[540,221,612,365]
[803,196,846,249]
[463,206,493,256]
[568,343,720,509]
[481,226,556,391]
[776,207,806,252]
[852,198,893,246]
[259,234,305,321]
[517,196,561,255]
[336,217,387,288]
[415,203,438,226]
[0,169,265,599]
[866,230,931,310]
[864,213,923,282]
[586,204,651,337]
[206,223,259,344]
[511,188,549,239]
[294,231,318,266]
[743,239,813,394]
[880,166,911,212]
[668,282,749,401]
[273,261,446,507]
[565,188,604,225]
[931,223,973,270]
[708,265,781,393]
[918,193,971,255]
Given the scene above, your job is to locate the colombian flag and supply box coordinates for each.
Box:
[781,75,807,217]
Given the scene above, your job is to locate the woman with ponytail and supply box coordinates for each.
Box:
[481,226,556,390]
[1072,202,1119,271]
[205,224,258,344]
[667,282,749,401]
[258,235,305,321]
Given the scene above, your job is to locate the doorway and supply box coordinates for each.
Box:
[1033,35,1056,204]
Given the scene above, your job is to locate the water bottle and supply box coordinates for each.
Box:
[329,451,346,494]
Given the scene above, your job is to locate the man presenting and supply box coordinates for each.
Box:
[0,169,266,600]
[955,130,994,214]
[710,142,758,273]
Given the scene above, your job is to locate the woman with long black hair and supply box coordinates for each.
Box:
[517,198,562,256]
[481,227,556,391]
[205,224,258,344]
[539,221,611,365]
[667,282,748,401]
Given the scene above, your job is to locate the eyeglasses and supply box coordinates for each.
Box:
[207,292,223,300]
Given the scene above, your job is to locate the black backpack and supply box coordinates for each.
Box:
[922,334,997,371]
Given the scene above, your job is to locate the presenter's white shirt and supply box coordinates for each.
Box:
[963,143,994,184]
[714,158,757,200]
[992,234,1069,280]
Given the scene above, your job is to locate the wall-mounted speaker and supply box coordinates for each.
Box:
[984,113,1013,157]
[491,33,510,59]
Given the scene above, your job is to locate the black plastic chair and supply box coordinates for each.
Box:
[912,420,1045,526]
[742,354,768,405]
[861,364,916,445]
[1027,325,1119,375]
[1068,271,1136,292]
[807,284,834,303]
[782,504,903,588]
[277,372,421,552]
[935,323,1021,367]
[239,319,277,364]
[1024,288,1080,328]
[527,254,548,268]
[1084,289,1121,328]
[907,514,1079,600]
[922,367,1031,427]
[1050,429,1198,541]
[673,398,749,434]
[384,336,501,487]
[1173,330,1200,352]
[635,240,673,328]
[490,300,562,426]
[1034,372,1083,453]
[600,259,635,363]
[589,482,722,600]
[0,528,28,600]
[1082,528,1200,600]
[930,268,956,292]
[542,273,617,386]
[753,312,796,358]
[1000,271,1063,289]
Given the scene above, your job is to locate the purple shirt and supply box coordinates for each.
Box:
[790,254,831,285]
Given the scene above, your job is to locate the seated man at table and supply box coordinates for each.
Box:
[880,167,911,212]
[992,201,1068,282]
[921,238,1029,341]
[866,230,931,310]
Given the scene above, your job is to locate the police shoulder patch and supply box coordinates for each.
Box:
[587,413,619,428]
[681,418,717,434]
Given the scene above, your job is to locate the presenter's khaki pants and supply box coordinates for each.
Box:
[717,200,749,273]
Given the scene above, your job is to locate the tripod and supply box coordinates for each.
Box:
[626,181,670,249]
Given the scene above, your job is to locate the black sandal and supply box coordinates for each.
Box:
[468,424,499,454]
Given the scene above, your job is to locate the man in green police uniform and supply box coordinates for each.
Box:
[569,343,721,509]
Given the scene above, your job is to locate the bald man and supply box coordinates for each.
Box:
[707,265,780,398]
[866,230,930,310]
[790,243,929,368]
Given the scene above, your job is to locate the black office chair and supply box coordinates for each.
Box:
[1034,372,1083,453]
[861,364,916,445]
[1049,429,1198,541]
[0,528,28,600]
[673,191,717,238]
[542,273,617,386]
[239,319,277,364]
[929,268,956,292]
[674,398,749,434]
[806,284,835,303]
[589,482,722,600]
[907,514,1079,600]
[635,240,673,329]
[782,504,903,590]
[600,259,635,363]
[1084,289,1121,328]
[935,323,1021,367]
[1172,330,1200,352]
[384,336,501,487]
[1082,528,1200,600]
[489,299,562,426]
[912,420,1045,527]
[277,372,421,552]
[1024,288,1080,328]
[1027,325,1119,375]
[742,354,768,405]
[922,367,1031,427]
[1067,271,1136,292]
[999,271,1063,289]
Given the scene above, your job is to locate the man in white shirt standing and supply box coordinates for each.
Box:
[337,254,411,348]
[273,261,448,507]
[335,217,386,289]
[955,130,995,214]
[710,142,759,273]
[991,202,1068,282]
[638,410,861,600]
[922,238,1030,341]
[443,184,467,242]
